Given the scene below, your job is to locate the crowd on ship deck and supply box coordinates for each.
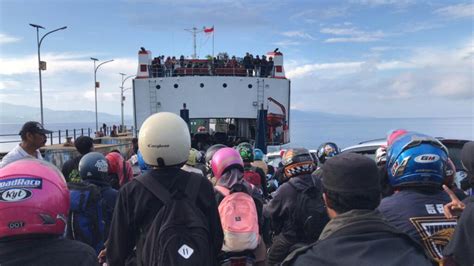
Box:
[150,52,275,78]
[0,119,473,266]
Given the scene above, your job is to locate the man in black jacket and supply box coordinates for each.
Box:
[62,136,94,182]
[264,148,327,265]
[106,113,223,265]
[283,153,432,266]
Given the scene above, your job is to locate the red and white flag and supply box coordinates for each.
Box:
[204,26,214,34]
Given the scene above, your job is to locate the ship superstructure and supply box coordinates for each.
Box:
[132,48,290,152]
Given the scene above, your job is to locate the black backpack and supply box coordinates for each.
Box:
[288,176,329,242]
[66,181,108,254]
[136,171,212,266]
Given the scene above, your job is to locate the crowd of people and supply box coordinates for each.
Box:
[149,52,275,78]
[0,117,473,266]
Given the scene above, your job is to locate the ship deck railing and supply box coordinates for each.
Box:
[148,66,275,78]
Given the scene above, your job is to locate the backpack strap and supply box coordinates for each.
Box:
[136,172,171,203]
[184,172,202,202]
[215,185,230,196]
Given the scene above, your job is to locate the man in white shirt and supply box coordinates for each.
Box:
[0,121,52,168]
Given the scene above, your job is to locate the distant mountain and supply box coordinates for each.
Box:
[0,102,132,124]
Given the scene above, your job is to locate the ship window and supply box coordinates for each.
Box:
[275,66,282,72]
[156,85,161,90]
[174,84,179,88]
[248,84,253,89]
[200,83,204,88]
[223,83,227,88]
[140,65,147,72]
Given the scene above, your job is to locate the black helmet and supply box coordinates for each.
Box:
[282,148,315,179]
[316,142,340,164]
[205,144,226,174]
[79,152,108,180]
[236,142,254,162]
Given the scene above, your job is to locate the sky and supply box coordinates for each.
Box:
[0,0,473,122]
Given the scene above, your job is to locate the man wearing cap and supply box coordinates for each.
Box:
[0,121,52,168]
[282,153,431,265]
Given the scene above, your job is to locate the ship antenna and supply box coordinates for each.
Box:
[184,26,203,59]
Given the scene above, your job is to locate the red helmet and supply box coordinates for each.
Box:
[0,159,69,239]
[211,147,244,180]
[387,129,408,147]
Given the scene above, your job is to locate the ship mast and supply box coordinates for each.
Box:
[184,27,203,59]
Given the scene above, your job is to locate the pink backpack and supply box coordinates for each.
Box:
[215,185,260,252]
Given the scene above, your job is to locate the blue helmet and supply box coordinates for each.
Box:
[254,148,264,161]
[137,150,151,172]
[316,142,340,164]
[387,132,448,187]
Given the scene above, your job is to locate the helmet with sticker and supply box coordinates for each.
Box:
[0,159,69,239]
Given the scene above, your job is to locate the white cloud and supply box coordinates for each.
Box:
[0,33,21,45]
[435,3,474,19]
[272,40,301,47]
[350,0,415,7]
[0,53,136,76]
[281,31,316,40]
[320,27,385,43]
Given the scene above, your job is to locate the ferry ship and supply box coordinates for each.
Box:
[132,48,291,153]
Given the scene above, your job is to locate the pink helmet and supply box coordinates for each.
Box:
[0,159,69,239]
[211,147,244,180]
[387,129,408,147]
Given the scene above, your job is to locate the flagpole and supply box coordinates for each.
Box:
[212,25,215,59]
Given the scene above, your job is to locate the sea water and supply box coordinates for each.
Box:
[0,117,473,153]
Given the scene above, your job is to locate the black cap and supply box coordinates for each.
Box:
[321,152,380,193]
[19,121,52,135]
[461,141,474,183]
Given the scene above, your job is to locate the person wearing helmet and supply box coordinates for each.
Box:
[0,159,98,265]
[105,151,134,190]
[282,153,431,266]
[316,142,340,165]
[252,148,268,175]
[237,142,268,198]
[106,112,223,266]
[205,143,227,184]
[0,121,52,168]
[211,147,266,265]
[61,136,94,183]
[442,141,474,266]
[378,132,457,264]
[264,148,328,265]
[182,148,204,175]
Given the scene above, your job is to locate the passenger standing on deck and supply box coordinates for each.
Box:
[106,112,223,265]
[62,136,94,183]
[378,132,455,264]
[0,159,98,266]
[0,121,52,168]
[282,153,432,266]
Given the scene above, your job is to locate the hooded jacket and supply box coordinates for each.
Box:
[282,210,432,266]
[263,174,323,240]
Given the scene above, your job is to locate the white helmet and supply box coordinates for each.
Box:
[139,112,191,167]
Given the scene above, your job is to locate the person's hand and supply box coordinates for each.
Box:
[98,248,107,264]
[443,185,465,219]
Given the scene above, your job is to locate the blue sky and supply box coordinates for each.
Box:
[0,0,472,121]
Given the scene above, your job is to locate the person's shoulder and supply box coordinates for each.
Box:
[51,238,97,256]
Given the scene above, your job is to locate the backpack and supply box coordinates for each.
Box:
[215,184,260,252]
[136,171,212,266]
[66,181,107,254]
[288,177,329,242]
[243,166,262,187]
